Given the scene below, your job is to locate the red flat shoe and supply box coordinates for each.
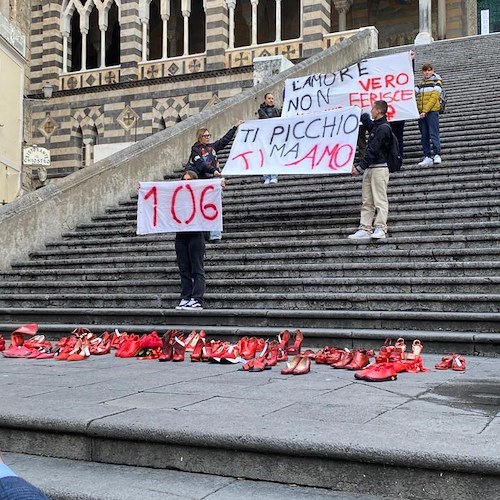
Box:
[344,349,374,370]
[330,350,354,369]
[355,363,397,382]
[435,354,455,370]
[451,354,466,371]
[2,345,33,358]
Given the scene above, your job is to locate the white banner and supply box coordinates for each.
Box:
[223,107,360,176]
[282,52,419,121]
[136,179,223,235]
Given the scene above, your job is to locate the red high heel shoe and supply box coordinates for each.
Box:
[451,354,466,371]
[287,329,303,355]
[172,336,186,361]
[292,355,311,375]
[278,329,291,351]
[0,335,5,351]
[66,337,91,361]
[190,338,205,362]
[158,330,176,362]
[435,354,455,370]
[394,337,407,359]
[281,355,302,374]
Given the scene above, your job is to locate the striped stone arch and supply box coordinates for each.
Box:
[152,96,190,130]
[72,107,105,141]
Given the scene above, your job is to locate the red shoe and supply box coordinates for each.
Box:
[265,341,280,367]
[287,329,304,355]
[355,363,397,382]
[344,349,373,370]
[110,329,127,349]
[2,345,34,358]
[172,336,186,362]
[292,355,311,375]
[12,323,38,336]
[66,337,91,361]
[190,338,205,362]
[281,355,302,374]
[277,329,291,351]
[451,354,466,371]
[0,335,5,352]
[435,354,455,370]
[248,357,271,372]
[116,334,141,358]
[330,350,354,369]
[394,337,407,359]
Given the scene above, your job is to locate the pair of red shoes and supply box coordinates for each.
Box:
[330,349,374,370]
[278,329,303,355]
[435,354,466,371]
[355,363,398,382]
[236,336,266,360]
[159,331,186,362]
[281,354,311,375]
[240,340,283,372]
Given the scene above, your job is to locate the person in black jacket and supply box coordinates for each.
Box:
[187,121,243,242]
[257,93,280,184]
[348,100,392,240]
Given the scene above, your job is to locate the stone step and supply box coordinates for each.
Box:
[0,291,498,312]
[2,260,500,282]
[0,307,499,338]
[12,244,500,270]
[24,230,500,262]
[2,276,499,295]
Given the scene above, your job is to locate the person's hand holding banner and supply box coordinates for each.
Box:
[222,106,361,176]
[136,179,223,235]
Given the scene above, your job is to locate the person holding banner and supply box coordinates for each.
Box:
[257,93,281,184]
[349,100,392,240]
[415,63,443,167]
[174,170,207,310]
[187,120,243,241]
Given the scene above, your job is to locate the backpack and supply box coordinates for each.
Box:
[439,87,448,114]
[382,124,403,173]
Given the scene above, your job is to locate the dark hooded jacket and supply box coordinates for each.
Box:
[355,113,392,173]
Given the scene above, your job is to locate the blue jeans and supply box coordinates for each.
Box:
[418,111,441,157]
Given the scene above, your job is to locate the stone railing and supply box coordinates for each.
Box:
[59,65,121,91]
[225,38,303,68]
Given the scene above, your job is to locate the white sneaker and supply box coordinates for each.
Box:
[347,229,372,239]
[433,154,442,164]
[269,177,278,184]
[175,299,190,310]
[417,157,433,167]
[183,298,203,310]
[263,178,271,185]
[371,227,386,239]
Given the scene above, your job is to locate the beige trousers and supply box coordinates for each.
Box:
[359,167,390,232]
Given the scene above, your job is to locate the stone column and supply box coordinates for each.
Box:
[275,0,282,42]
[414,0,433,45]
[333,0,353,32]
[437,0,446,40]
[181,0,191,56]
[226,0,236,49]
[161,0,170,59]
[206,0,230,71]
[302,0,331,58]
[62,32,69,73]
[83,138,93,167]
[250,0,258,46]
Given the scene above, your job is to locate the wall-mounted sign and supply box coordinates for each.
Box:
[23,145,50,166]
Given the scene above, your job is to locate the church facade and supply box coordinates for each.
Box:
[0,0,483,194]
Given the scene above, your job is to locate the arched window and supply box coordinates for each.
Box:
[234,0,251,48]
[63,0,121,73]
[188,0,206,54]
[257,0,276,44]
[149,0,163,60]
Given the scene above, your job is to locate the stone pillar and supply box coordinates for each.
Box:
[206,0,230,71]
[275,0,282,42]
[414,0,433,45]
[226,0,236,49]
[40,0,64,89]
[437,0,446,40]
[83,138,93,167]
[250,0,258,46]
[181,0,191,56]
[161,0,170,58]
[253,55,294,86]
[302,0,331,58]
[333,0,353,32]
[119,0,142,82]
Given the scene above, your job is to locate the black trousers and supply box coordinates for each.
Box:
[175,233,206,304]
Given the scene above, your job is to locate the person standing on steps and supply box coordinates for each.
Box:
[415,62,443,167]
[187,120,244,242]
[348,100,392,241]
[257,93,280,185]
[174,170,207,311]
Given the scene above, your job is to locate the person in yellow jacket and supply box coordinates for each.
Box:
[415,63,443,167]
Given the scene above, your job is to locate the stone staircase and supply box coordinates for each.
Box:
[1,34,500,353]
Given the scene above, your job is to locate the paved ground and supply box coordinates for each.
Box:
[1,341,499,499]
